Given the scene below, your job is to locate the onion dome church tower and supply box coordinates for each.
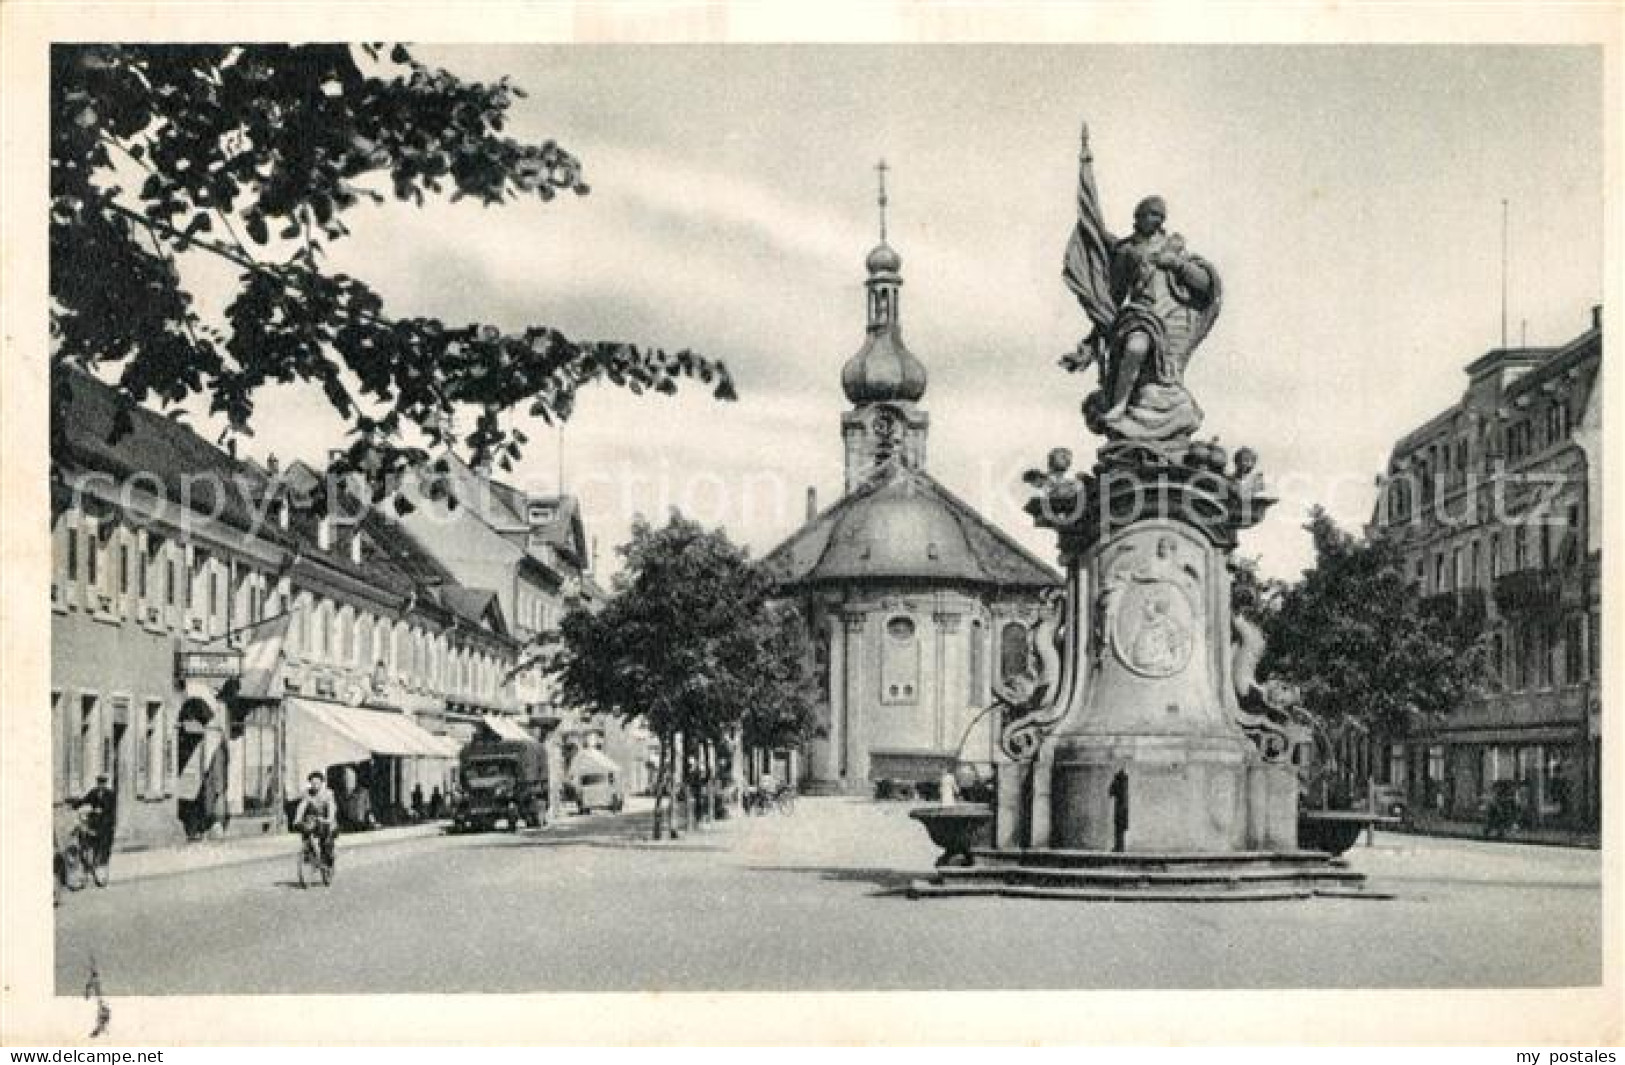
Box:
[763,163,1060,795]
[839,163,930,491]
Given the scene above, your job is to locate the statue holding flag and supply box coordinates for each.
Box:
[1063,123,1222,455]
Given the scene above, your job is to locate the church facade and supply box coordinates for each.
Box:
[763,210,1060,795]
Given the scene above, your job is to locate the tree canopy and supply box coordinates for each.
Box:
[1258,507,1488,739]
[51,43,734,495]
[548,513,817,835]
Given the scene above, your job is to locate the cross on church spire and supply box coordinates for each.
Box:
[876,158,889,243]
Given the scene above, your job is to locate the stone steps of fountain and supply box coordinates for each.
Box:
[907,879,1323,902]
[907,848,1386,902]
[973,848,1345,871]
[936,863,1365,889]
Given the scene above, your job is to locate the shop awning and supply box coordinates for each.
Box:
[478,714,533,743]
[285,698,457,794]
[427,733,464,759]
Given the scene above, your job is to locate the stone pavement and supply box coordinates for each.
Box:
[57,795,1601,994]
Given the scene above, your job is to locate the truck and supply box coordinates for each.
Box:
[453,737,550,833]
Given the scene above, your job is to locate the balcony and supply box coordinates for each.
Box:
[1493,568,1563,618]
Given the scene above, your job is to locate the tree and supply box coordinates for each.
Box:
[550,513,817,839]
[51,44,734,498]
[1260,507,1488,786]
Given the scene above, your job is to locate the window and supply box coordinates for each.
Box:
[137,548,148,600]
[1546,402,1566,443]
[1469,541,1480,590]
[119,544,130,596]
[880,615,919,703]
[1589,611,1601,679]
[1434,554,1446,593]
[141,700,164,798]
[1564,615,1585,685]
[237,705,278,814]
[1510,624,1528,690]
[999,622,1031,685]
[1452,546,1465,591]
[1490,629,1506,689]
[1490,533,1502,579]
[66,527,79,581]
[51,691,65,800]
[166,557,177,607]
[86,532,99,589]
[968,621,985,703]
[209,569,220,623]
[76,694,98,794]
[1514,525,1528,570]
[1538,623,1557,688]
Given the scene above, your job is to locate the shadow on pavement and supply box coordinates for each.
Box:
[745,864,920,898]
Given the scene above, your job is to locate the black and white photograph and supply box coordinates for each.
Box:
[1,2,1619,1048]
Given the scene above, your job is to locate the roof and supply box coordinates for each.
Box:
[441,586,508,635]
[53,367,280,537]
[762,462,1059,589]
[1386,321,1602,465]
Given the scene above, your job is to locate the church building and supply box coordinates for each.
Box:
[763,175,1060,794]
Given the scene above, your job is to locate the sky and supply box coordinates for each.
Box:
[212,44,1604,581]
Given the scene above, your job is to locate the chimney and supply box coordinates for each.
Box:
[806,487,817,521]
[1592,304,1602,331]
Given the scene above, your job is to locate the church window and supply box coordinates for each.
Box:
[881,615,919,704]
[999,622,1031,684]
[968,620,985,704]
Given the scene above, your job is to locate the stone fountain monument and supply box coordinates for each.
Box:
[910,125,1366,900]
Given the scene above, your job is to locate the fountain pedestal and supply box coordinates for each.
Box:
[1002,461,1298,854]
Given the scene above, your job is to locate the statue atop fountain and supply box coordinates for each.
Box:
[991,123,1298,856]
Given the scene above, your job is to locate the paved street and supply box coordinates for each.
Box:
[56,798,1600,994]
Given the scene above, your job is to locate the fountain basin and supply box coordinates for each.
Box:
[910,804,995,867]
[1297,810,1402,856]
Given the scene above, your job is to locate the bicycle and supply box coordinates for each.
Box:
[57,811,108,891]
[297,823,335,888]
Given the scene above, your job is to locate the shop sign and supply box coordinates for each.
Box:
[176,649,243,681]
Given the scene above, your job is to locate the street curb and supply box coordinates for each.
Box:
[107,824,449,885]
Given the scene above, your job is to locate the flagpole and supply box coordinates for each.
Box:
[1500,198,1509,349]
[218,605,300,645]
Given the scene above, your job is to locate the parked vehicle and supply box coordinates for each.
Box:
[454,737,550,832]
[568,749,624,814]
[1360,783,1409,822]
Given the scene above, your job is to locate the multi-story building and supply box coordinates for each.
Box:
[393,454,643,802]
[51,369,526,850]
[1369,307,1602,831]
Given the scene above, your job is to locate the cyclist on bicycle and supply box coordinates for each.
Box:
[292,771,338,867]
